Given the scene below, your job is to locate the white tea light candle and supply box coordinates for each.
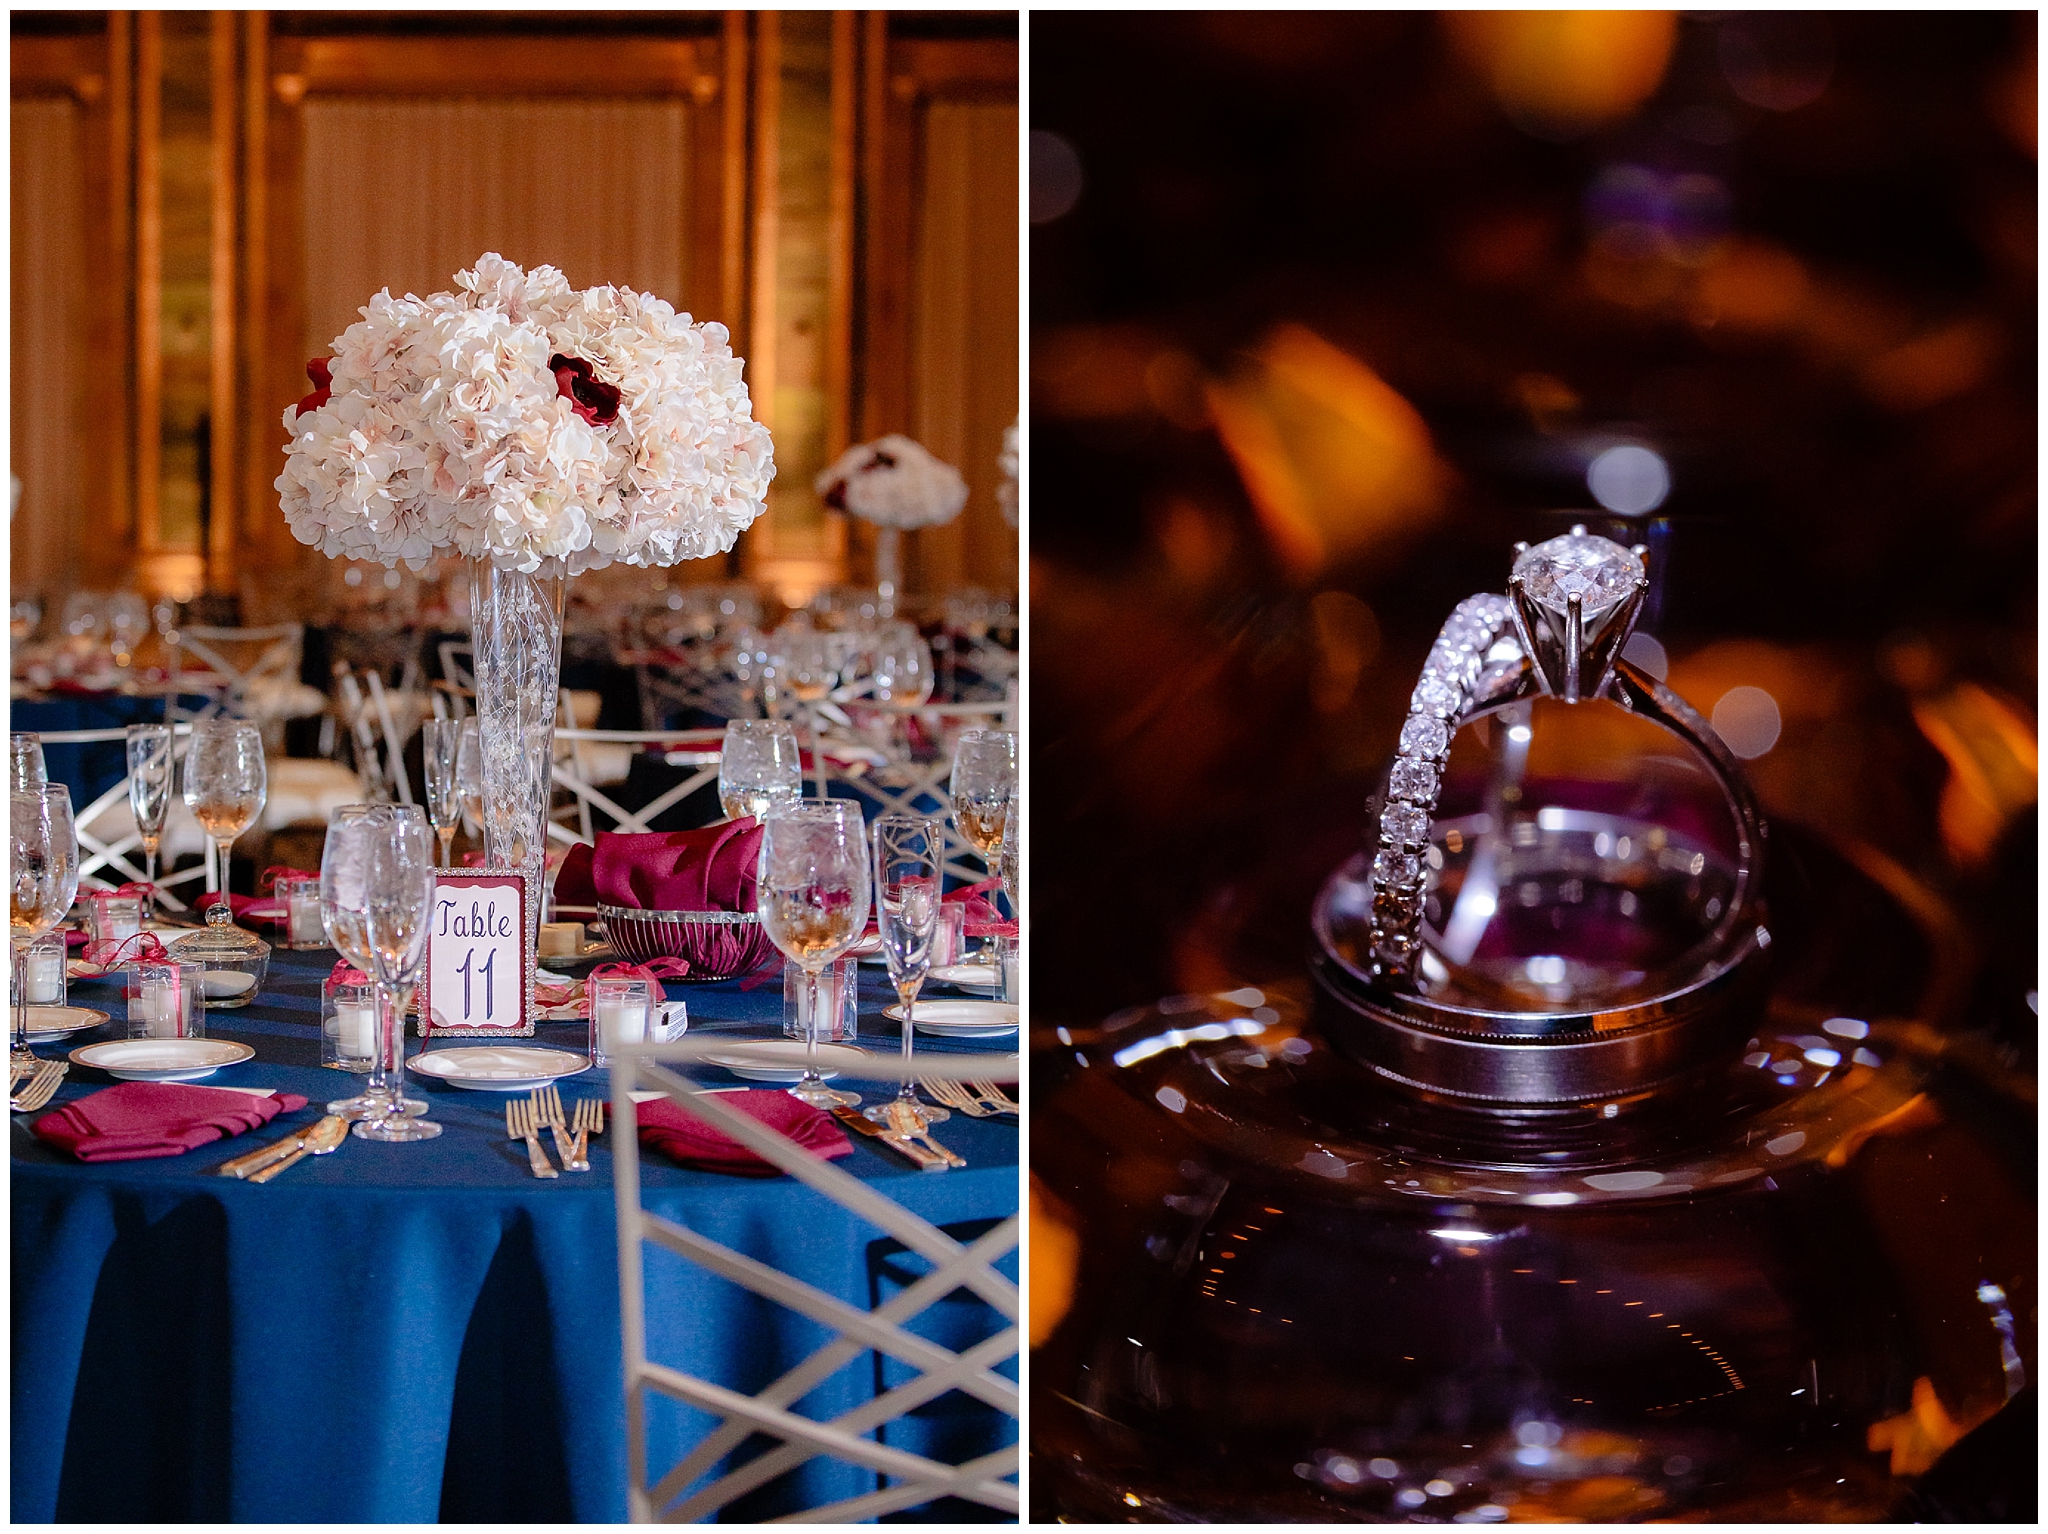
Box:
[24,944,64,1004]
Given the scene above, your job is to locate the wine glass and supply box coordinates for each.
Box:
[455,718,484,842]
[11,734,47,791]
[758,800,869,1109]
[354,810,442,1143]
[183,720,265,896]
[868,815,947,1127]
[775,622,838,800]
[718,720,803,823]
[106,593,151,668]
[997,784,1020,920]
[422,718,464,867]
[870,623,935,708]
[321,803,432,1124]
[950,730,1016,868]
[125,724,174,922]
[12,784,80,1066]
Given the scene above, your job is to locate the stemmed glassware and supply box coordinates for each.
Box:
[11,734,47,791]
[775,623,838,800]
[951,729,1017,980]
[422,718,464,867]
[455,718,484,843]
[356,809,442,1143]
[126,724,174,922]
[718,719,804,823]
[320,804,433,1128]
[758,800,870,1109]
[183,720,266,895]
[12,784,80,1066]
[869,814,947,1126]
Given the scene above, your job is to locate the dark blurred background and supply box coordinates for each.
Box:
[1028,13,2035,1073]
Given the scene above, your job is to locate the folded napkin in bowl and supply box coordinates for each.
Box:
[34,1082,309,1163]
[554,821,764,914]
[635,1089,851,1177]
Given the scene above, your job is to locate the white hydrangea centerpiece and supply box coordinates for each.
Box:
[276,253,774,575]
[813,434,968,530]
[996,418,1019,530]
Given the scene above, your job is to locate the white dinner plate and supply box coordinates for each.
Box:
[928,962,1001,992]
[22,1005,112,1044]
[885,999,1020,1037]
[70,1038,255,1082]
[698,1041,872,1083]
[406,1046,590,1091]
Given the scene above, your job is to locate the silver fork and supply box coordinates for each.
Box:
[534,1084,577,1170]
[921,1077,992,1118]
[971,1080,1018,1115]
[11,1060,67,1114]
[571,1096,604,1169]
[505,1097,558,1178]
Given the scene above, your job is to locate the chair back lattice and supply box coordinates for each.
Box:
[32,725,208,910]
[547,728,723,847]
[611,1041,1019,1523]
[164,623,305,724]
[332,665,417,805]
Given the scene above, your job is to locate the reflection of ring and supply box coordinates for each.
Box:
[1367,529,1767,992]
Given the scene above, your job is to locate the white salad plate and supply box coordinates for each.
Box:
[885,999,1019,1038]
[406,1046,591,1091]
[22,1005,113,1044]
[927,962,1001,992]
[698,1041,872,1083]
[70,1038,255,1082]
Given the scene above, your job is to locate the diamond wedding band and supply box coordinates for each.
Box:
[1367,528,1766,992]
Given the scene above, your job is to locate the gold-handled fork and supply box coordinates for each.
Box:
[505,1097,558,1179]
[920,1077,991,1118]
[971,1080,1018,1115]
[571,1096,604,1169]
[533,1084,577,1170]
[11,1059,68,1114]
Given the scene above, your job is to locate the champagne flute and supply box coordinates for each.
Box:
[12,784,80,1066]
[758,801,869,1108]
[354,810,442,1142]
[183,720,266,896]
[950,729,1016,867]
[320,803,431,1123]
[422,718,463,867]
[126,724,174,922]
[868,815,947,1126]
[10,734,47,791]
[718,720,803,823]
[455,718,484,844]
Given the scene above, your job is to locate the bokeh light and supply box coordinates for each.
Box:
[1030,130,1084,223]
[1711,686,1783,760]
[1586,444,1671,515]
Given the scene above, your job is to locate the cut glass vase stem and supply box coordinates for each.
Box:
[468,561,565,975]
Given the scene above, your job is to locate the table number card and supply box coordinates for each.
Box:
[420,869,534,1038]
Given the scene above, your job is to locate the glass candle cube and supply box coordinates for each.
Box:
[126,960,205,1040]
[278,874,328,950]
[17,931,66,1008]
[782,956,859,1044]
[588,975,655,1067]
[87,891,145,947]
[322,970,378,1072]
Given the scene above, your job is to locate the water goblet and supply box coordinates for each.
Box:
[354,810,442,1142]
[422,718,464,867]
[868,814,947,1126]
[126,723,174,921]
[321,803,431,1122]
[758,801,870,1109]
[12,784,80,1066]
[718,719,803,823]
[950,729,1016,867]
[183,719,265,895]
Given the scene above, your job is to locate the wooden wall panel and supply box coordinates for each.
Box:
[298,97,691,355]
[910,97,1018,595]
[11,97,89,598]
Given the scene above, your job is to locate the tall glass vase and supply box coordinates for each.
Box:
[468,562,564,979]
[874,526,902,617]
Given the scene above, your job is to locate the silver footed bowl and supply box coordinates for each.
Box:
[596,903,779,980]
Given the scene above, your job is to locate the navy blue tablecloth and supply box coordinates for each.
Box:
[12,944,1018,1523]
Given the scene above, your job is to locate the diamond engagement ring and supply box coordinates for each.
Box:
[1364,527,1766,994]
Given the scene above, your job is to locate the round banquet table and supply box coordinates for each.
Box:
[12,943,1019,1523]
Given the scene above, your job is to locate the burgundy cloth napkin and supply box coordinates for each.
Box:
[635,1089,851,1176]
[555,821,764,913]
[34,1082,309,1163]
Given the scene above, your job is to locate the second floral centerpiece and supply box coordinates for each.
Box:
[278,253,775,968]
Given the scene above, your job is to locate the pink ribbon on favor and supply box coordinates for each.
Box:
[261,864,314,893]
[573,958,692,1017]
[79,930,170,974]
[943,876,1018,939]
[326,961,369,988]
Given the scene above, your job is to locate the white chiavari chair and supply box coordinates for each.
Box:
[611,1039,1020,1523]
[163,622,312,727]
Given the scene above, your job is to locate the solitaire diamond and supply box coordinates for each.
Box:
[1512,533,1643,627]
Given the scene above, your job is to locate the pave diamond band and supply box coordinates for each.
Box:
[1365,531,1765,995]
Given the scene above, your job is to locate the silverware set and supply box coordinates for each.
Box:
[919,1078,1018,1118]
[219,1114,348,1181]
[9,1058,67,1114]
[506,1087,604,1178]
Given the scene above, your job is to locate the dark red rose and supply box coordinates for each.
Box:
[294,357,331,418]
[548,353,622,427]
